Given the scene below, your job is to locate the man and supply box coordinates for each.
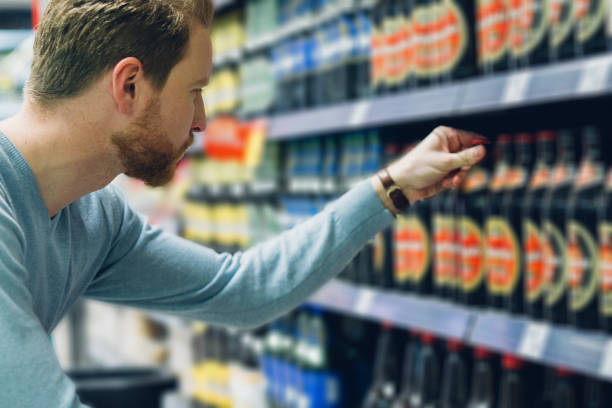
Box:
[0,0,486,406]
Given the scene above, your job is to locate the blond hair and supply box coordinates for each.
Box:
[27,0,214,108]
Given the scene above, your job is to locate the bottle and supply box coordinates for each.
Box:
[567,127,605,330]
[458,143,491,306]
[361,324,403,408]
[409,332,441,408]
[440,340,470,408]
[574,0,607,56]
[508,0,549,67]
[583,378,612,407]
[392,330,421,408]
[551,368,581,408]
[548,0,576,61]
[598,166,612,332]
[400,0,417,89]
[371,1,390,95]
[524,131,557,319]
[542,130,579,324]
[443,187,460,302]
[384,0,406,93]
[437,0,477,82]
[477,0,510,74]
[497,354,526,408]
[354,8,374,99]
[486,134,514,309]
[413,0,436,86]
[500,133,535,314]
[467,347,498,408]
[432,190,452,299]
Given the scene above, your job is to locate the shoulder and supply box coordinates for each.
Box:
[0,188,25,255]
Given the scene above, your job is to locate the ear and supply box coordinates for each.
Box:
[112,57,145,115]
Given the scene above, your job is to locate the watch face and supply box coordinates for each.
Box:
[388,186,410,211]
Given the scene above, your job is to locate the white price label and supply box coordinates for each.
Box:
[599,340,612,379]
[355,288,375,315]
[518,322,551,359]
[502,71,531,104]
[349,101,371,127]
[577,57,612,94]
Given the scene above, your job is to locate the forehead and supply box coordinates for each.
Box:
[169,24,212,85]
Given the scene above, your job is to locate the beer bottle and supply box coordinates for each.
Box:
[508,0,550,67]
[392,330,420,408]
[477,0,510,74]
[444,187,461,302]
[548,0,576,61]
[486,134,514,309]
[524,131,557,319]
[413,0,437,86]
[457,143,491,306]
[466,347,498,408]
[437,0,477,82]
[409,332,441,408]
[567,127,605,330]
[551,368,581,408]
[362,324,403,408]
[598,166,612,332]
[583,378,612,407]
[371,1,390,95]
[432,190,451,299]
[574,0,608,56]
[498,354,526,408]
[500,133,535,314]
[542,130,579,324]
[440,340,471,408]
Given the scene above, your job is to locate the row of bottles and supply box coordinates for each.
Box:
[208,0,612,117]
[363,324,612,408]
[337,125,612,333]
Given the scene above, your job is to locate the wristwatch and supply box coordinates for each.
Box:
[377,168,410,213]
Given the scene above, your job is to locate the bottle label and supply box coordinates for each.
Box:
[606,167,612,190]
[373,231,387,276]
[486,216,520,294]
[543,220,567,306]
[477,0,510,64]
[509,0,549,57]
[413,4,436,77]
[507,167,527,189]
[385,13,405,85]
[400,15,416,81]
[460,216,486,292]
[438,0,469,74]
[395,214,431,283]
[567,221,599,311]
[434,214,455,287]
[575,0,607,43]
[530,166,551,189]
[490,164,510,191]
[371,25,385,87]
[551,164,573,186]
[599,223,612,316]
[549,0,575,47]
[462,168,489,193]
[576,161,604,188]
[524,219,545,301]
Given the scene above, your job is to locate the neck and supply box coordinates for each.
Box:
[0,98,123,217]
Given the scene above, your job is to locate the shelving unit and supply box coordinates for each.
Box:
[268,53,612,140]
[308,279,612,381]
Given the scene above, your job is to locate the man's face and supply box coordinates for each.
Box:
[112,23,212,187]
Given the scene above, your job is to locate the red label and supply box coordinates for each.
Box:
[461,217,485,292]
[530,167,551,189]
[434,215,455,287]
[524,220,545,301]
[486,217,520,294]
[599,223,612,316]
[395,215,431,283]
[477,0,510,63]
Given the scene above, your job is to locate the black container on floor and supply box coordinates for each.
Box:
[68,368,177,408]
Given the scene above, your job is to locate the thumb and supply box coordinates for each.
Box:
[447,145,486,169]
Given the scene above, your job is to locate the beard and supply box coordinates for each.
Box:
[111,98,194,187]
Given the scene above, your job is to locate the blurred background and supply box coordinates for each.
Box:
[2,0,612,407]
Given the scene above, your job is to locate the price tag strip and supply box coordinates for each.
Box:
[502,71,532,104]
[355,288,376,316]
[577,56,612,95]
[599,340,612,380]
[518,322,552,360]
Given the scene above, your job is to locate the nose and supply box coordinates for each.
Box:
[191,92,207,133]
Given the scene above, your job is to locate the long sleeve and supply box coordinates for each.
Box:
[0,199,87,408]
[85,180,395,329]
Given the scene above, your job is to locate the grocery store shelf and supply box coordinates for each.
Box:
[213,0,235,11]
[268,53,612,140]
[308,279,612,381]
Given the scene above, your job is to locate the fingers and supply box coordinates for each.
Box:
[432,126,489,152]
[448,145,486,169]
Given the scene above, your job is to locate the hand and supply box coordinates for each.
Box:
[387,126,487,204]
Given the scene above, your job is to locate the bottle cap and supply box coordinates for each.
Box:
[497,134,512,144]
[447,339,463,352]
[515,133,534,143]
[421,332,436,345]
[537,130,557,141]
[474,347,493,359]
[502,354,524,370]
[381,321,393,330]
[555,367,573,377]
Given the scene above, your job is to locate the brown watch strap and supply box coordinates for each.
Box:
[377,168,410,212]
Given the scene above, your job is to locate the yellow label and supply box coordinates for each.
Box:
[486,216,520,294]
[524,219,545,301]
[460,217,486,292]
[599,222,612,316]
[543,220,567,306]
[567,221,598,311]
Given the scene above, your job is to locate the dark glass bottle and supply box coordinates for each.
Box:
[508,0,549,67]
[574,0,608,56]
[548,0,576,61]
[440,340,471,408]
[409,333,441,408]
[457,144,492,306]
[477,0,510,74]
[567,127,605,330]
[498,355,526,408]
[551,368,581,408]
[392,330,421,408]
[487,134,514,309]
[438,0,477,82]
[361,324,403,408]
[467,347,498,408]
[542,130,579,324]
[598,166,612,332]
[523,131,557,319]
